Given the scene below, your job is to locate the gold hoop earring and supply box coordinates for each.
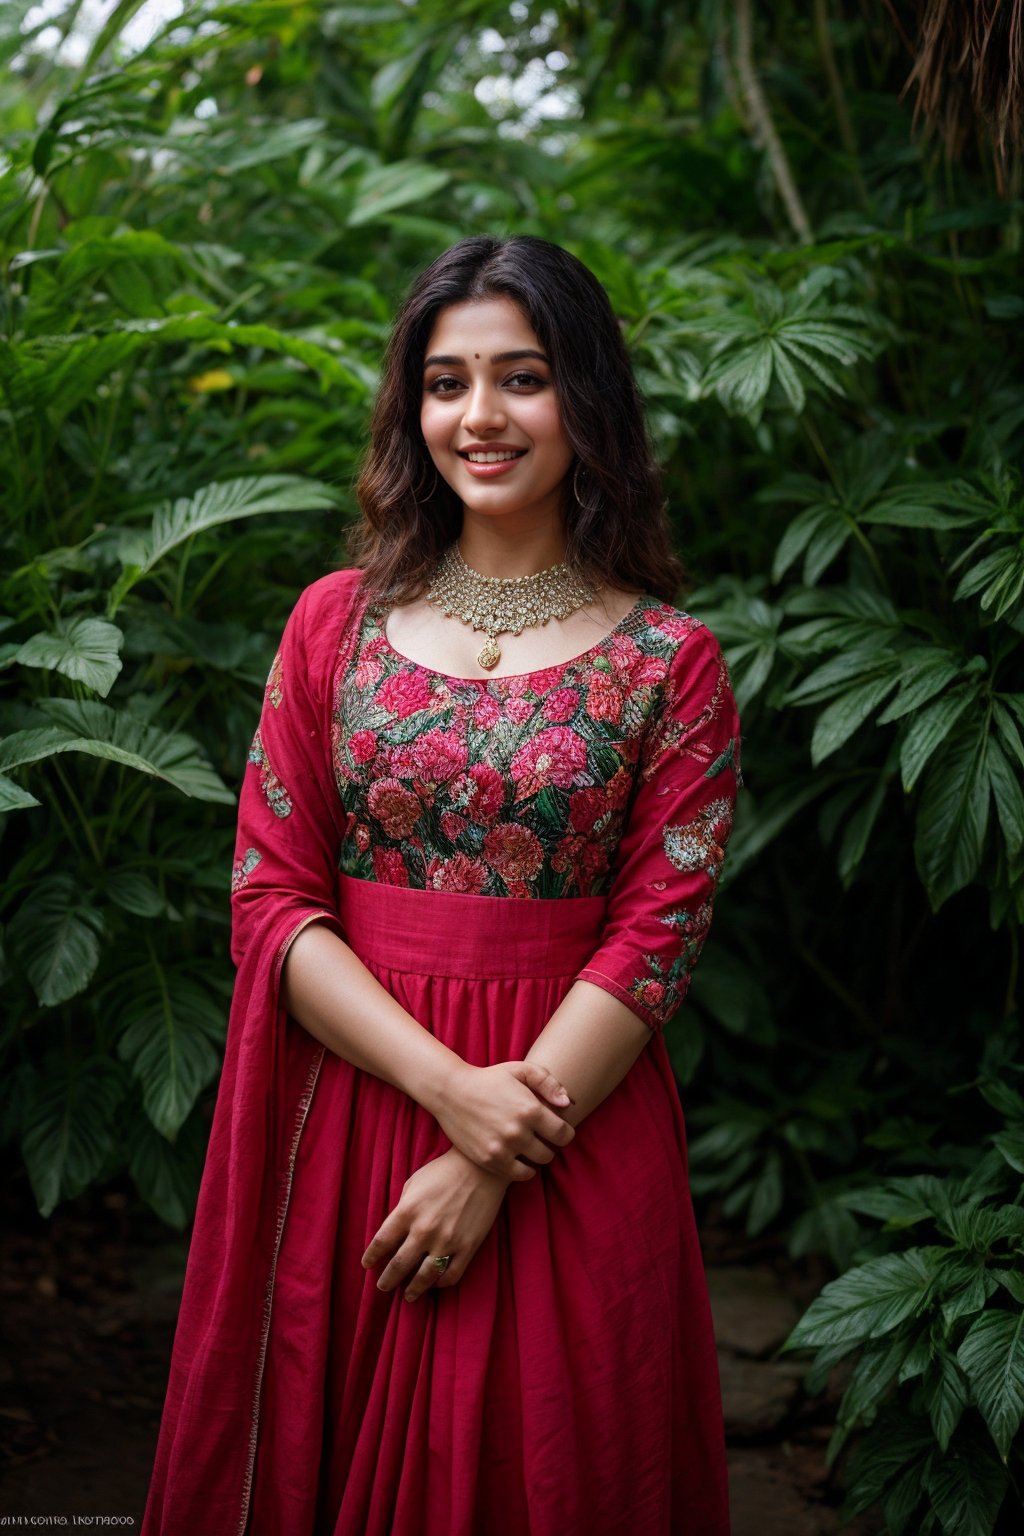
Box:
[413,458,439,500]
[572,461,595,512]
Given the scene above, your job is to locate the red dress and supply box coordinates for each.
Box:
[141,568,742,1536]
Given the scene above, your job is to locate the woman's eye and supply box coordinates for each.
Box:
[426,375,463,394]
[425,370,547,395]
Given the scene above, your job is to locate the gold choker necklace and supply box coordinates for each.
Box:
[426,543,597,670]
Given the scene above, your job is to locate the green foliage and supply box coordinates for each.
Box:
[781,1060,1024,1533]
[1,3,1021,1527]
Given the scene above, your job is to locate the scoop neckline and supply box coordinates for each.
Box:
[369,594,652,684]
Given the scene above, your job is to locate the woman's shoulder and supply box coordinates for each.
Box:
[282,567,368,681]
[631,595,724,665]
[296,566,365,620]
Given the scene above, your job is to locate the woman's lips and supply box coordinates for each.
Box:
[458,452,526,479]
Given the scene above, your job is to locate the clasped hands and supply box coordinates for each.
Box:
[361,1059,576,1303]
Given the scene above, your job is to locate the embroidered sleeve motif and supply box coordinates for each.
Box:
[231,846,263,892]
[248,729,293,818]
[629,895,715,1018]
[265,650,284,709]
[663,796,734,881]
[575,626,742,1032]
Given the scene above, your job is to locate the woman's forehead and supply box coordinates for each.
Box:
[423,296,539,357]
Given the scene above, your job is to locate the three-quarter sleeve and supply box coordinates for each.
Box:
[575,622,742,1032]
[229,570,362,972]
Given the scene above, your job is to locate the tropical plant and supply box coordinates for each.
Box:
[1,2,1021,1526]
[781,1044,1024,1534]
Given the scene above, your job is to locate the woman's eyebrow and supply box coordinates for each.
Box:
[423,349,550,368]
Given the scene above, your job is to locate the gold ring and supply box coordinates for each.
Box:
[433,1254,451,1273]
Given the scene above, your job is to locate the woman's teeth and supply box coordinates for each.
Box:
[463,451,524,463]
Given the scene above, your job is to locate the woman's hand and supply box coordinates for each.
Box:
[429,1059,576,1182]
[361,1147,511,1301]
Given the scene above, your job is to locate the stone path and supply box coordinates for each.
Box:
[708,1265,881,1534]
[0,1182,881,1532]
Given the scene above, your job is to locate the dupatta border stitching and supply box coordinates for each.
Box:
[236,908,330,1536]
[236,573,368,1536]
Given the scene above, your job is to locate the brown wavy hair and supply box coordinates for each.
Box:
[347,234,687,605]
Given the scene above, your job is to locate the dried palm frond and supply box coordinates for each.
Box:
[885,0,1023,188]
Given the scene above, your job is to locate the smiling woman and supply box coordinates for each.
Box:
[419,299,575,541]
[141,235,742,1536]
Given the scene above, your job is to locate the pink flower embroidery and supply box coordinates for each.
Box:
[543,687,579,723]
[354,655,384,690]
[636,979,666,1008]
[472,696,501,729]
[569,787,609,835]
[348,729,378,765]
[410,727,467,784]
[367,777,422,839]
[372,847,409,885]
[440,810,470,842]
[530,664,569,694]
[608,633,642,675]
[426,853,488,893]
[631,655,669,689]
[585,672,623,726]
[449,763,504,822]
[483,823,544,881]
[376,669,436,719]
[505,697,535,725]
[510,727,587,794]
[606,766,633,810]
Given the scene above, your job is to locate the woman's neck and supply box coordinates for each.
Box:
[455,514,568,579]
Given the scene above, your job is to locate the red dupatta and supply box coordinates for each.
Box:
[142,569,368,1536]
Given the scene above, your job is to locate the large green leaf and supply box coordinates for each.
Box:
[7,874,106,1007]
[125,1099,208,1230]
[842,1409,936,1518]
[20,1054,128,1219]
[810,675,899,764]
[783,1248,941,1353]
[923,1420,1008,1535]
[15,616,124,697]
[914,724,991,909]
[926,1349,969,1453]
[957,1310,1024,1459]
[876,650,964,725]
[0,772,40,811]
[986,738,1024,859]
[0,700,234,804]
[348,160,450,226]
[106,474,345,613]
[830,1334,909,1463]
[4,315,370,422]
[900,684,981,792]
[116,970,227,1137]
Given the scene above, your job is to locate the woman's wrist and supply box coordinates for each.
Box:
[418,1053,474,1125]
[444,1142,516,1190]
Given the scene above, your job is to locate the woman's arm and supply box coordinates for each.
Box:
[281,920,578,1182]
[358,986,649,1304]
[525,622,744,1127]
[521,979,653,1126]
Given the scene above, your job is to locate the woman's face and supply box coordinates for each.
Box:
[419,296,575,531]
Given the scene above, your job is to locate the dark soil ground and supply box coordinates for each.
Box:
[0,1174,881,1534]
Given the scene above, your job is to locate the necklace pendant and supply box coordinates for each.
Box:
[477,636,501,669]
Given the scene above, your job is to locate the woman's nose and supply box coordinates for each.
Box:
[461,382,507,433]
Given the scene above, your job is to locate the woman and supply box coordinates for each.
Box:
[142,234,742,1536]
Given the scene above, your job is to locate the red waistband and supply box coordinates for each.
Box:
[336,872,608,979]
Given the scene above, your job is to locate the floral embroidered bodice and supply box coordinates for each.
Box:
[331,596,729,900]
[235,570,741,1031]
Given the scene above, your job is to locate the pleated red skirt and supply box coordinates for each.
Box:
[245,873,728,1535]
